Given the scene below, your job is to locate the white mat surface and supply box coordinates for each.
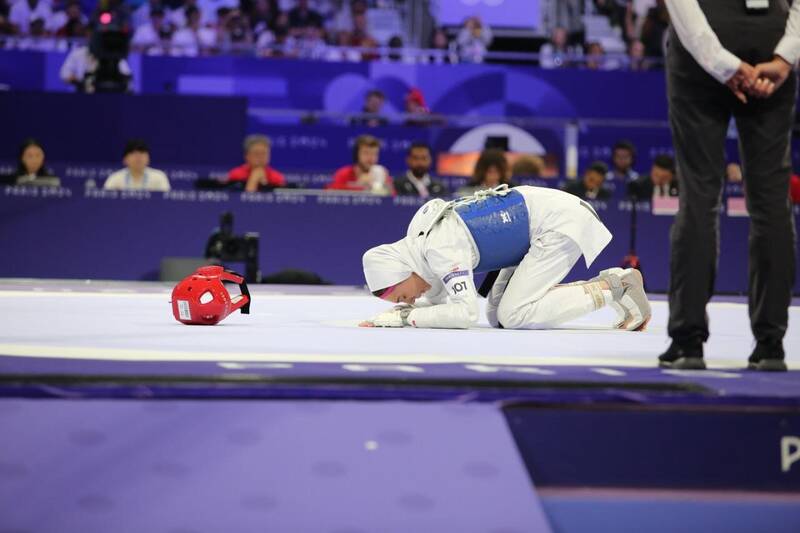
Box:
[0,281,796,370]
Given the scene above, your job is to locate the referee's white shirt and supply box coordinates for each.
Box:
[666,0,800,83]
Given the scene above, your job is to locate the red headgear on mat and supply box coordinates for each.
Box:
[171,266,251,325]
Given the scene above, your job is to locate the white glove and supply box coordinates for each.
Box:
[361,307,412,328]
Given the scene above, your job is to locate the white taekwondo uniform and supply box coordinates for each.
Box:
[363,185,612,329]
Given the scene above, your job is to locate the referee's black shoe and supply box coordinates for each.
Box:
[747,341,788,372]
[658,340,706,370]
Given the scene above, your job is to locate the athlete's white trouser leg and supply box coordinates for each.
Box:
[496,232,608,329]
[486,267,516,328]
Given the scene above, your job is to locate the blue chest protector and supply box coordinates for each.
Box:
[454,189,531,272]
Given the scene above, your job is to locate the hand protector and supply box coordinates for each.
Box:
[366,307,412,327]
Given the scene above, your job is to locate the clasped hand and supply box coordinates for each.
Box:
[726,56,793,103]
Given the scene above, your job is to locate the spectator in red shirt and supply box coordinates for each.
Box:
[328,134,393,195]
[790,174,800,205]
[228,134,286,191]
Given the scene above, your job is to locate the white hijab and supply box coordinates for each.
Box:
[362,240,415,292]
[362,198,452,292]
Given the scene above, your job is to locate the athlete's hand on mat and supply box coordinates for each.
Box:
[726,61,757,104]
[749,56,793,99]
[359,309,407,328]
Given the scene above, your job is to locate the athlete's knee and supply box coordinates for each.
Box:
[496,297,515,328]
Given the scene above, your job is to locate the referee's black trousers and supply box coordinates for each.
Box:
[666,0,797,346]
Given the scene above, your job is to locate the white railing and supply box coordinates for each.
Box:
[0,36,665,69]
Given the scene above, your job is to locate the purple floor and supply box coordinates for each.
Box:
[1,279,799,532]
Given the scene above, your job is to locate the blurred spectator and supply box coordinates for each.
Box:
[639,0,669,59]
[386,34,401,60]
[0,11,13,41]
[255,9,285,55]
[248,0,276,35]
[630,0,655,28]
[168,0,203,29]
[0,0,14,35]
[349,9,369,43]
[11,139,60,187]
[131,7,172,54]
[394,141,448,198]
[584,41,607,70]
[726,162,743,183]
[15,16,59,50]
[171,6,216,55]
[9,0,52,35]
[790,173,800,205]
[539,27,580,69]
[349,10,377,60]
[219,9,253,51]
[621,0,638,44]
[51,0,87,36]
[358,35,379,61]
[296,24,327,59]
[227,134,286,191]
[403,87,440,127]
[627,154,678,200]
[255,23,275,53]
[288,0,322,36]
[329,0,367,38]
[272,8,289,33]
[457,148,510,196]
[606,139,639,182]
[428,27,455,64]
[162,0,185,6]
[197,0,238,24]
[328,134,393,195]
[385,34,415,64]
[511,155,544,180]
[350,89,388,127]
[456,15,492,63]
[563,161,611,200]
[59,31,132,92]
[324,28,359,61]
[546,0,584,43]
[104,140,171,191]
[266,22,299,57]
[132,0,162,30]
[627,39,651,71]
[214,6,231,29]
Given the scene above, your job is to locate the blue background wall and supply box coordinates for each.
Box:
[2,51,799,293]
[0,51,670,119]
